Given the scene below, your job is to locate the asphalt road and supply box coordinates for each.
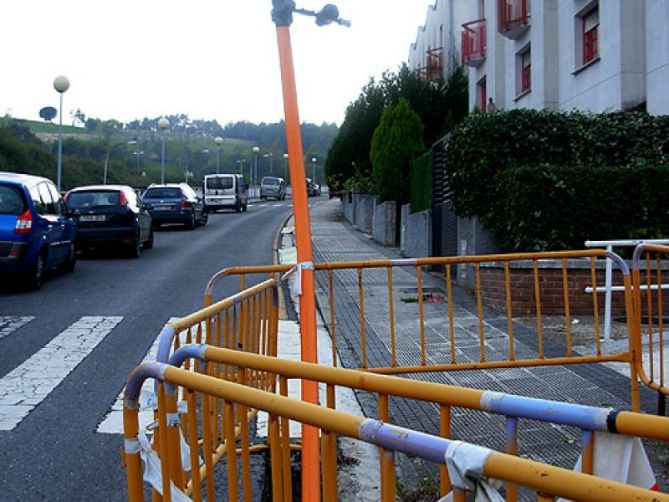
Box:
[0,199,294,501]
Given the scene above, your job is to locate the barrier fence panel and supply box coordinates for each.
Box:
[204,250,642,409]
[131,279,279,501]
[122,348,669,501]
[632,244,669,414]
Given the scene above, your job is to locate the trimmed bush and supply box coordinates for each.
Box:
[410,151,432,213]
[443,110,669,251]
[370,99,426,203]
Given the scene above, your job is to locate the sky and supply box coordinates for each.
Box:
[0,1,435,127]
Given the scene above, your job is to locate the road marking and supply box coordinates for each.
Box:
[97,318,198,434]
[0,316,122,431]
[272,204,284,207]
[0,316,34,341]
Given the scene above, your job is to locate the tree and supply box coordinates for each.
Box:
[70,108,86,127]
[369,98,425,203]
[39,106,57,123]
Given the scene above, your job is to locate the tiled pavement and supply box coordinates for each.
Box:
[304,198,658,482]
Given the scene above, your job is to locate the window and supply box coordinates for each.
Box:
[582,7,599,65]
[37,182,56,214]
[28,185,45,214]
[0,185,26,215]
[476,76,487,111]
[47,182,63,215]
[516,46,531,96]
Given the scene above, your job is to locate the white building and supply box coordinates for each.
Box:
[408,0,469,81]
[459,0,669,114]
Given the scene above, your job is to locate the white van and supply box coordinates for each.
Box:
[203,174,248,213]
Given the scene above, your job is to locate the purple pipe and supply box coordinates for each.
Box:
[123,362,169,409]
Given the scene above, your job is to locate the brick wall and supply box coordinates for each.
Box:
[477,261,669,317]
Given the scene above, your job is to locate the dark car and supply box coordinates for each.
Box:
[141,183,207,229]
[0,172,77,289]
[64,185,153,257]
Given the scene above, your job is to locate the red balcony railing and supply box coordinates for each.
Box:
[418,47,444,82]
[498,0,530,39]
[461,19,486,67]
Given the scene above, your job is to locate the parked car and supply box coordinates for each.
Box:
[203,174,248,213]
[64,185,153,257]
[141,183,207,229]
[0,172,77,289]
[260,176,287,201]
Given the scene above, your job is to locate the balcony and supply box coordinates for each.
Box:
[418,47,444,82]
[461,19,486,67]
[498,0,530,39]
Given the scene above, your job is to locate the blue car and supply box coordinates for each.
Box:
[0,172,77,289]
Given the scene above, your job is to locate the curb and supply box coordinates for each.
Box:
[273,210,295,320]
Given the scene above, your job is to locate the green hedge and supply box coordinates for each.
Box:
[443,110,669,251]
[491,164,669,251]
[410,151,432,213]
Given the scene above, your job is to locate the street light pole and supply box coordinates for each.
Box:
[283,153,289,180]
[311,157,317,184]
[252,146,260,186]
[158,117,170,184]
[53,75,70,191]
[215,136,223,174]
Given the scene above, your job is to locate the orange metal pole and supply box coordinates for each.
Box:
[274,24,320,501]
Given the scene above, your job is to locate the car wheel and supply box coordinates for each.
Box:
[143,227,154,249]
[235,201,242,213]
[26,252,45,290]
[242,202,248,212]
[186,211,196,229]
[199,211,208,226]
[127,231,141,258]
[62,244,77,273]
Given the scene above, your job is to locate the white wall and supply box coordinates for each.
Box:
[646,0,669,114]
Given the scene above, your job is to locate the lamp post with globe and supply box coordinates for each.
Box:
[252,146,260,187]
[53,75,70,191]
[215,137,224,174]
[158,117,170,184]
[283,153,289,181]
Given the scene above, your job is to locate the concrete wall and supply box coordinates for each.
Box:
[401,204,432,258]
[646,0,669,115]
[456,215,499,288]
[341,192,355,225]
[372,201,397,246]
[353,194,378,234]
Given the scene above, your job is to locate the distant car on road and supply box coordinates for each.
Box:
[260,176,287,201]
[64,185,153,258]
[141,183,207,229]
[0,172,77,289]
[306,178,321,197]
[203,174,248,213]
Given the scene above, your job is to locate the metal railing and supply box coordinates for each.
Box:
[123,346,669,501]
[204,250,643,409]
[461,18,487,66]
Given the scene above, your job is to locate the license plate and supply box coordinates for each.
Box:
[79,215,106,222]
[155,205,172,210]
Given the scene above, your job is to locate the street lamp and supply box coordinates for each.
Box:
[53,75,70,191]
[263,152,273,175]
[158,117,170,184]
[236,159,246,175]
[214,136,223,174]
[133,151,144,171]
[311,157,317,183]
[283,153,289,180]
[252,146,260,186]
[104,140,136,184]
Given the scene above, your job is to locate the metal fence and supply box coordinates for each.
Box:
[122,346,669,501]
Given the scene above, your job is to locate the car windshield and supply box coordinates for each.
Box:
[205,177,233,190]
[0,184,26,215]
[143,188,182,199]
[262,178,280,186]
[67,191,120,209]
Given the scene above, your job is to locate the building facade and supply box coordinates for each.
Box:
[408,0,469,81]
[459,0,669,114]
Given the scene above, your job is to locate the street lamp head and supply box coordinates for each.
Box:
[158,117,170,131]
[215,136,223,146]
[311,157,317,163]
[283,153,289,159]
[53,75,70,93]
[253,146,260,153]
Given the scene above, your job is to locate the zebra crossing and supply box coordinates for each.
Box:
[0,315,184,433]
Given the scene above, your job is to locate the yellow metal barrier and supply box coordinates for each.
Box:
[632,244,669,412]
[204,250,643,409]
[122,349,669,501]
[144,278,279,501]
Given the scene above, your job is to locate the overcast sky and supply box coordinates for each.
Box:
[1,1,434,127]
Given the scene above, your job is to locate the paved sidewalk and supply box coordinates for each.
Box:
[296,198,659,481]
